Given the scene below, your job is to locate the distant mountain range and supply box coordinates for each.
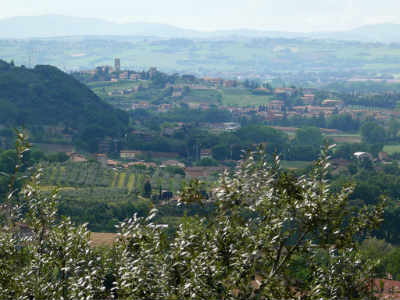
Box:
[1,15,400,43]
[0,15,199,39]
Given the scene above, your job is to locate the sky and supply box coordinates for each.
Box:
[1,0,400,32]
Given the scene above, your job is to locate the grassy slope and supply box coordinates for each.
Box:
[221,88,272,106]
[384,145,400,154]
[89,80,273,107]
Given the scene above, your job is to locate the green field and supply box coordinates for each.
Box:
[384,145,400,154]
[127,174,135,192]
[89,80,146,96]
[111,173,118,188]
[89,80,273,107]
[118,173,127,188]
[221,88,272,106]
[184,89,221,104]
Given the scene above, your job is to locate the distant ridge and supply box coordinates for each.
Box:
[311,23,400,43]
[0,15,199,39]
[1,15,400,43]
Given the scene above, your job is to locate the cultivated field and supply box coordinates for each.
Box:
[90,232,117,247]
[41,161,186,194]
[328,134,362,144]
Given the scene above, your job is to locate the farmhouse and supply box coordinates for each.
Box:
[301,94,315,104]
[306,105,336,116]
[132,102,151,110]
[200,149,212,160]
[106,160,118,167]
[143,151,180,159]
[119,72,129,80]
[378,151,391,162]
[322,99,344,108]
[95,153,108,166]
[129,74,140,80]
[253,87,271,94]
[69,153,87,163]
[203,77,224,86]
[268,100,284,111]
[354,152,373,161]
[120,150,141,160]
[274,87,294,96]
[161,160,185,168]
[223,80,236,87]
[172,90,183,97]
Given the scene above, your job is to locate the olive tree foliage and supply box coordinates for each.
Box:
[0,132,106,300]
[114,146,384,299]
[0,132,384,299]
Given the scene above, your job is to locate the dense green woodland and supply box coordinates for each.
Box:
[0,60,128,151]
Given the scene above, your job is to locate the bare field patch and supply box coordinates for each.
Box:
[330,135,361,144]
[90,232,118,247]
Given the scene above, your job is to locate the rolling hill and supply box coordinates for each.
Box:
[0,60,128,145]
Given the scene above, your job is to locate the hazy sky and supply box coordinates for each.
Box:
[2,0,400,32]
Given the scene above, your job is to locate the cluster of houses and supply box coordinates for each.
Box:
[354,151,391,164]
[77,62,400,125]
[67,147,227,181]
[81,63,400,123]
[262,99,342,120]
[342,106,400,121]
[107,85,141,96]
[126,85,357,121]
[131,80,400,123]
[69,150,184,170]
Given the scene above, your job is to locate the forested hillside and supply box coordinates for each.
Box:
[0,60,128,138]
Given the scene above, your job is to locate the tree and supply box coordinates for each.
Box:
[0,149,17,174]
[289,127,325,161]
[211,144,230,161]
[361,121,386,144]
[114,146,383,299]
[0,132,106,299]
[143,180,152,198]
[294,126,324,147]
[46,152,69,163]
[388,119,400,141]
[360,238,392,278]
[197,157,218,166]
